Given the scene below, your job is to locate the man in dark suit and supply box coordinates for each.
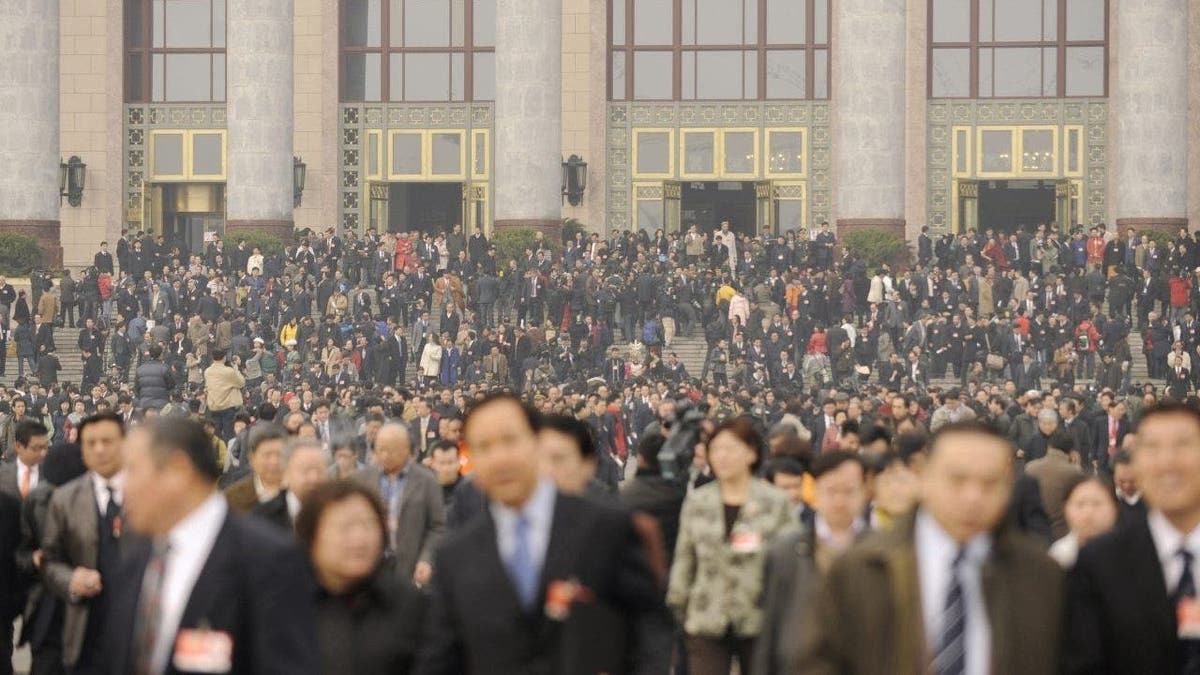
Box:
[0,420,49,500]
[251,438,330,532]
[1169,357,1192,400]
[357,424,445,588]
[107,418,319,674]
[418,393,670,674]
[40,412,127,673]
[798,421,1064,674]
[1092,399,1131,473]
[223,424,287,514]
[1064,403,1200,674]
[408,397,442,460]
[0,490,21,675]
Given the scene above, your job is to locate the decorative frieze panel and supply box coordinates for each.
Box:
[123,104,226,229]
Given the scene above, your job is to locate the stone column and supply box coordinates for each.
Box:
[831,0,906,240]
[226,0,295,241]
[0,0,62,267]
[494,0,562,234]
[1110,0,1189,233]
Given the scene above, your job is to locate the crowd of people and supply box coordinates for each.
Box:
[0,217,1199,673]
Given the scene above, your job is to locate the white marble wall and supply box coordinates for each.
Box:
[495,0,562,223]
[1111,0,1189,220]
[832,0,906,221]
[0,0,60,222]
[227,0,295,223]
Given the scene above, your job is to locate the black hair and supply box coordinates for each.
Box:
[248,424,288,455]
[77,411,125,443]
[148,417,221,482]
[1048,429,1075,453]
[764,456,807,480]
[810,450,867,480]
[927,420,1013,458]
[464,391,541,436]
[14,419,49,447]
[429,439,459,456]
[539,414,597,460]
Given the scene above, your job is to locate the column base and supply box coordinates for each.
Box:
[225,219,295,244]
[1115,217,1189,237]
[494,218,562,241]
[836,218,906,237]
[0,220,63,270]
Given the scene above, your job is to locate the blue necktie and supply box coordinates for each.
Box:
[507,515,538,609]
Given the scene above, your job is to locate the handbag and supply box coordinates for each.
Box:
[986,353,1005,371]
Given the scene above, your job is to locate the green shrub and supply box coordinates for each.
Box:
[224,230,286,256]
[1140,229,1173,251]
[0,234,45,276]
[492,228,562,269]
[841,229,912,270]
[562,218,588,245]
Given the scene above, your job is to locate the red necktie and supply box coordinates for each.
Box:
[19,467,30,498]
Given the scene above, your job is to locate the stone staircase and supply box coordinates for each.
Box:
[1,324,88,388]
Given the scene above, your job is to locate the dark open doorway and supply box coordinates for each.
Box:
[681,181,756,236]
[978,180,1056,235]
[389,182,462,234]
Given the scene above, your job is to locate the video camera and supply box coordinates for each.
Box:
[657,403,707,484]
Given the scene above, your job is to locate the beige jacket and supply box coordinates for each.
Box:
[204,361,245,411]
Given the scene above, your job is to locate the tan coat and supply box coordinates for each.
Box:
[37,292,58,322]
[203,361,245,411]
[797,513,1064,675]
[977,277,995,316]
[1025,448,1083,539]
[667,479,796,637]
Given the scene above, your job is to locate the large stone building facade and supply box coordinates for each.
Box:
[1,0,1199,270]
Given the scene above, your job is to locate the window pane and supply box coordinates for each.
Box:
[684,132,715,174]
[1043,0,1057,40]
[766,49,805,99]
[475,0,496,46]
[931,48,970,97]
[682,0,695,44]
[695,51,743,99]
[633,51,672,99]
[431,133,462,174]
[1066,0,1105,40]
[405,52,450,100]
[152,53,164,100]
[451,52,464,101]
[389,53,403,100]
[981,129,1013,172]
[344,0,382,47]
[407,0,450,46]
[213,53,225,100]
[213,0,225,47]
[695,0,743,45]
[979,0,992,40]
[776,200,803,231]
[193,132,223,175]
[126,53,144,101]
[814,48,827,98]
[979,47,993,96]
[637,200,663,232]
[724,131,754,174]
[611,51,625,99]
[932,0,970,42]
[154,133,185,176]
[634,0,672,44]
[165,0,212,47]
[955,129,968,173]
[452,0,465,47]
[767,0,803,44]
[768,131,803,174]
[392,134,422,174]
[153,0,164,47]
[814,0,827,42]
[474,51,495,100]
[1067,129,1080,173]
[1022,129,1054,172]
[993,47,1041,97]
[994,0,1042,41]
[743,50,757,98]
[1065,46,1105,96]
[1042,47,1056,96]
[126,0,143,47]
[369,135,380,175]
[390,0,403,46]
[343,53,382,101]
[473,133,486,175]
[636,132,671,174]
[165,53,212,101]
[681,51,695,99]
[744,0,757,43]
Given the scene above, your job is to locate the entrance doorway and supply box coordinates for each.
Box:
[681,181,757,236]
[387,182,463,234]
[149,183,225,255]
[978,180,1056,234]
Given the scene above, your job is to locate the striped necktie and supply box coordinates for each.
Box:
[932,548,967,675]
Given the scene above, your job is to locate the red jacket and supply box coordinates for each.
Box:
[1086,236,1105,262]
[807,332,828,354]
[1075,321,1100,353]
[1169,276,1192,307]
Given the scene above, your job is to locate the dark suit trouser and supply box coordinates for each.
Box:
[211,407,236,441]
[479,302,494,328]
[685,634,755,675]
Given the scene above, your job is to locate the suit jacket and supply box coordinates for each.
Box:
[40,474,106,666]
[1063,511,1182,674]
[0,461,19,500]
[417,490,670,675]
[1024,449,1084,539]
[223,474,260,514]
[104,509,320,675]
[0,490,21,623]
[356,464,446,581]
[797,513,1064,675]
[1008,472,1053,543]
[408,415,442,457]
[1091,416,1130,467]
[250,490,293,532]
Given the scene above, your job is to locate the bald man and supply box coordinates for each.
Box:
[356,423,446,587]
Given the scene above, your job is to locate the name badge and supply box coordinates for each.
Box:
[730,531,762,554]
[173,629,233,673]
[1179,598,1200,640]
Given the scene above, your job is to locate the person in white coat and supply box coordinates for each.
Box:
[418,333,443,385]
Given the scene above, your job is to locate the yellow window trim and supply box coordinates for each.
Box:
[975,125,1059,178]
[471,129,490,180]
[149,129,227,182]
[428,129,468,180]
[951,126,971,178]
[1063,125,1084,178]
[632,128,676,179]
[764,128,807,179]
[721,127,759,180]
[365,130,383,180]
[680,128,718,179]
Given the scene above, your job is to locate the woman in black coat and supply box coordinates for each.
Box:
[296,480,427,675]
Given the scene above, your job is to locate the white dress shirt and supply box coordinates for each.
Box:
[149,492,228,674]
[16,460,38,495]
[1147,509,1200,595]
[91,471,126,513]
[916,509,993,675]
[286,491,302,523]
[489,478,556,578]
[253,474,280,503]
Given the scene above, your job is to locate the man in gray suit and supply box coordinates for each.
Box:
[356,423,445,588]
[0,419,49,500]
[40,411,127,673]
